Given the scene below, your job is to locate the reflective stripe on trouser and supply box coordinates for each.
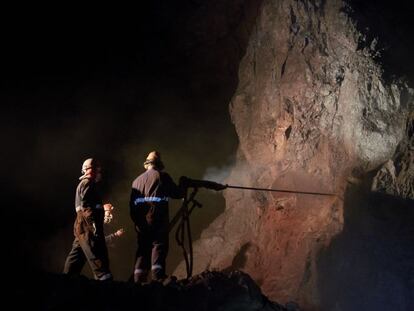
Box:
[63,233,111,280]
[151,264,165,280]
[98,273,113,281]
[134,268,148,283]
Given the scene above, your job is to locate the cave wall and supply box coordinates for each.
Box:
[175,0,413,309]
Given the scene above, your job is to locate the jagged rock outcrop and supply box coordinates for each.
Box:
[175,0,413,309]
[372,111,414,199]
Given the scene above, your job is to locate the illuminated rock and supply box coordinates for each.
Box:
[176,0,413,309]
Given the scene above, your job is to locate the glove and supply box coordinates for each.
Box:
[104,213,113,224]
[104,203,114,224]
[114,228,125,237]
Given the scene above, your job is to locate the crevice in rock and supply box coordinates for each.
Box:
[281,56,288,77]
[228,242,252,271]
[285,125,292,140]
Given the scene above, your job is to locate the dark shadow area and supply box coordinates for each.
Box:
[2,1,264,280]
[317,183,414,311]
[227,242,253,272]
[346,0,414,85]
[12,270,287,311]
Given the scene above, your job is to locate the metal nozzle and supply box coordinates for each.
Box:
[179,176,227,191]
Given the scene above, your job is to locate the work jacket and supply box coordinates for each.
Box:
[130,168,183,230]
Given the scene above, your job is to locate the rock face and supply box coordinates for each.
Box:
[175,0,413,309]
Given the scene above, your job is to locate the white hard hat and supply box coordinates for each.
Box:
[80,158,101,179]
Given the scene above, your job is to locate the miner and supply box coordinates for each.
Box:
[130,151,183,283]
[63,158,113,281]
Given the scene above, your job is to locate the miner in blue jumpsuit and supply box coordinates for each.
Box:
[130,151,183,283]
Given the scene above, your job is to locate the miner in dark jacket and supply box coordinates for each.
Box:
[130,151,183,283]
[63,158,113,281]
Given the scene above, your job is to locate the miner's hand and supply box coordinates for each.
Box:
[104,203,114,224]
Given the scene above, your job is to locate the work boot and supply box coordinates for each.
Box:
[162,275,177,286]
[152,268,167,282]
[134,271,148,285]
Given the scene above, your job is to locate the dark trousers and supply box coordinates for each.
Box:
[63,232,111,280]
[134,225,169,282]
